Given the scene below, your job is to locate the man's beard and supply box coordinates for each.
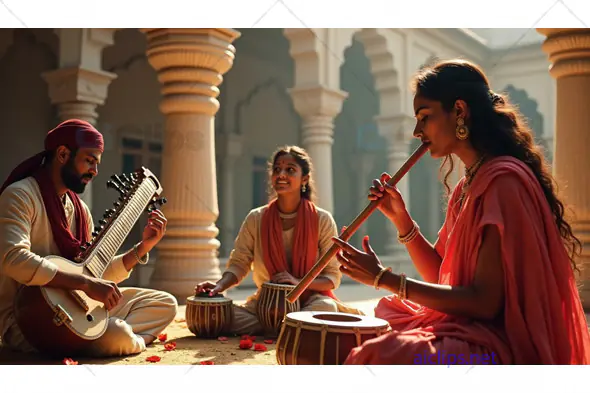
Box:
[61,160,92,194]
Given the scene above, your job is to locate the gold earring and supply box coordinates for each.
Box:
[456,118,469,140]
[302,184,307,192]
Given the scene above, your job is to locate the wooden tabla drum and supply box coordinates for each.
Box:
[275,311,391,365]
[256,282,301,337]
[186,292,234,339]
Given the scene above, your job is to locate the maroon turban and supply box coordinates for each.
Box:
[0,119,105,262]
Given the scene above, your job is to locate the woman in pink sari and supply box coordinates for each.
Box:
[331,59,590,365]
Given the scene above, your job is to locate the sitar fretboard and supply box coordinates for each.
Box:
[84,177,159,278]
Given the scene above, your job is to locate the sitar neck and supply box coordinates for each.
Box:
[78,167,164,278]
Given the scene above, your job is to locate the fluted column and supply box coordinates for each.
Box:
[289,86,348,213]
[538,28,590,310]
[354,152,377,241]
[42,28,118,210]
[217,132,243,257]
[377,114,417,277]
[142,28,241,301]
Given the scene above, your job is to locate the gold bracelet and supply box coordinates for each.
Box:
[398,273,407,300]
[373,266,392,290]
[398,221,420,245]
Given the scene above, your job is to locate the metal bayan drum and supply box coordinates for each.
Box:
[186,291,234,338]
[275,311,391,365]
[256,282,301,337]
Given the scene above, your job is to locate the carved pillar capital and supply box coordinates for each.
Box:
[142,28,241,116]
[538,28,590,79]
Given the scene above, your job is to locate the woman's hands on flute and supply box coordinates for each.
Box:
[369,173,415,236]
[332,231,384,287]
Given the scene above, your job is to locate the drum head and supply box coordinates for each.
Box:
[186,295,232,305]
[262,281,296,291]
[285,311,389,330]
[195,290,225,299]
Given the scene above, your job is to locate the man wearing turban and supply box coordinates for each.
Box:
[0,119,177,358]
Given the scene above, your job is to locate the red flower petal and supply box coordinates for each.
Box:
[158,333,167,342]
[250,336,257,341]
[63,358,78,365]
[146,355,161,363]
[164,342,177,351]
[254,344,267,352]
[239,339,253,349]
[241,334,250,340]
[217,336,228,342]
[200,360,215,365]
[263,339,274,344]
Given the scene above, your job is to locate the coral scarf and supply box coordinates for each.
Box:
[345,156,590,365]
[261,198,337,303]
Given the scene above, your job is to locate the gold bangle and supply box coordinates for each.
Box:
[373,266,392,290]
[398,221,420,245]
[398,273,407,300]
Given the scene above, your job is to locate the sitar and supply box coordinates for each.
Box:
[12,167,166,357]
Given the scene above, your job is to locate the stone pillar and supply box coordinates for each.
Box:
[538,28,590,310]
[289,86,348,213]
[42,28,117,210]
[377,114,418,277]
[354,152,377,241]
[217,132,243,257]
[142,28,241,301]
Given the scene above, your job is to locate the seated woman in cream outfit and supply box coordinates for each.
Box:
[195,145,360,336]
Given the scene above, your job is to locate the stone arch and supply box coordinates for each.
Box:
[332,28,402,254]
[233,77,300,136]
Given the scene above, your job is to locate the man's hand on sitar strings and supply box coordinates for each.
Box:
[272,271,300,286]
[140,209,167,252]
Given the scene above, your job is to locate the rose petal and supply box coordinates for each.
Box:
[146,355,161,363]
[239,339,253,349]
[263,339,274,344]
[63,358,78,365]
[200,360,214,365]
[164,342,177,351]
[217,336,228,342]
[254,344,267,352]
[158,333,167,342]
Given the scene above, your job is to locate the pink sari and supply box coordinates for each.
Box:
[345,156,590,365]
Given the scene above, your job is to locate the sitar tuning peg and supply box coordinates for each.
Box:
[107,180,124,195]
[147,196,167,213]
[121,174,132,184]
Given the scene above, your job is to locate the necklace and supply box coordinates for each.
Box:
[458,155,486,207]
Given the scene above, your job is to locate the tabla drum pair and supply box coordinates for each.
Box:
[185,291,234,338]
[275,311,390,365]
[256,282,300,337]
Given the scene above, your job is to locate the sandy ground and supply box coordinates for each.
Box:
[0,284,382,366]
